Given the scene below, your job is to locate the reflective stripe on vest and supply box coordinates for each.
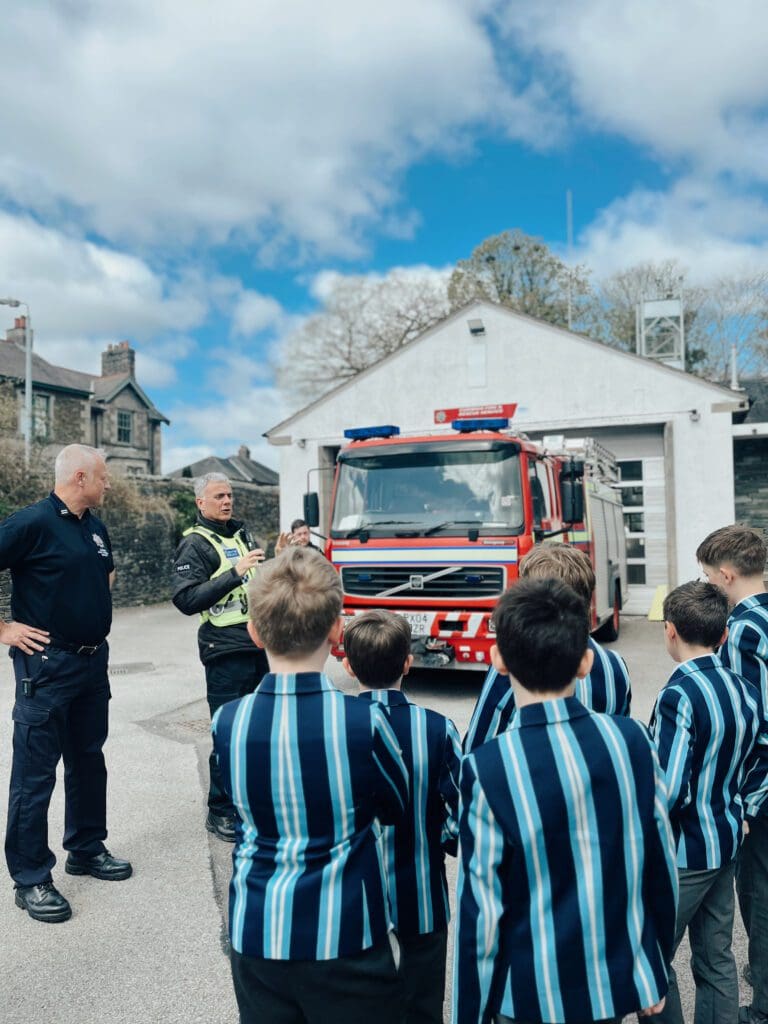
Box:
[183,524,251,627]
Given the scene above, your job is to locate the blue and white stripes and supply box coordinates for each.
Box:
[212,671,408,960]
[650,653,760,869]
[453,697,677,1024]
[719,593,768,820]
[358,689,461,938]
[463,636,631,754]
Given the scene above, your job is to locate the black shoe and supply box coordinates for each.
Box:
[15,882,72,923]
[206,811,236,842]
[65,850,132,881]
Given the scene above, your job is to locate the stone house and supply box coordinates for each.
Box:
[0,317,168,475]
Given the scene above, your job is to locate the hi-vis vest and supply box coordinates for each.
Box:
[184,524,251,628]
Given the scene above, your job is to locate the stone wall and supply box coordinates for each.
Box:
[734,438,768,534]
[0,477,279,617]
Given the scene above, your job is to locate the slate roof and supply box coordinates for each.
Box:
[0,340,169,422]
[168,451,279,486]
[0,341,92,395]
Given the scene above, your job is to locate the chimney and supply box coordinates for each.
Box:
[101,340,136,377]
[4,315,27,347]
[238,444,251,460]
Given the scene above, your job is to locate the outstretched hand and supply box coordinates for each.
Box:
[235,549,265,576]
[274,531,294,556]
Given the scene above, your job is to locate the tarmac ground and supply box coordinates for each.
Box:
[0,606,755,1023]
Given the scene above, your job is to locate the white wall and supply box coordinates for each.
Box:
[271,304,740,579]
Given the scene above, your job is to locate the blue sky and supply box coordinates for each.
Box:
[1,1,767,471]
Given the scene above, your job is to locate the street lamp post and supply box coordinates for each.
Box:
[0,297,32,466]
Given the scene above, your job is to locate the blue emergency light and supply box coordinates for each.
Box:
[452,417,509,433]
[343,424,401,440]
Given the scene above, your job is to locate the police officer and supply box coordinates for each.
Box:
[171,473,268,841]
[0,444,131,923]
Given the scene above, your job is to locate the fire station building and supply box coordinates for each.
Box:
[266,300,752,614]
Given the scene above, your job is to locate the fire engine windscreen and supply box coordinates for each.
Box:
[331,446,523,537]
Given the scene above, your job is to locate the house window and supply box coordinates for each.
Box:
[618,460,648,587]
[32,394,51,439]
[117,409,133,443]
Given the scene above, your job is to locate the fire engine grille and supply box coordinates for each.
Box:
[340,565,504,599]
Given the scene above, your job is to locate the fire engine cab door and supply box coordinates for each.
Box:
[590,494,611,623]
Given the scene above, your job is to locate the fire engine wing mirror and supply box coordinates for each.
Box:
[560,462,585,524]
[303,492,320,528]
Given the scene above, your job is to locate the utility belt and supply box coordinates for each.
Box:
[47,638,106,656]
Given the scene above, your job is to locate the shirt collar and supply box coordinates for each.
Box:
[256,671,338,696]
[48,491,89,521]
[671,653,720,680]
[730,592,768,618]
[511,695,590,729]
[357,688,409,707]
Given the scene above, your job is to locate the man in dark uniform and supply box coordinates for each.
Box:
[0,444,131,924]
[171,472,267,842]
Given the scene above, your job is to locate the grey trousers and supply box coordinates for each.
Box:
[650,860,738,1024]
[737,815,768,1015]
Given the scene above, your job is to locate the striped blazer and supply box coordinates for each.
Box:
[358,689,461,938]
[650,653,760,869]
[719,593,768,820]
[463,637,631,754]
[454,697,677,1024]
[212,671,409,959]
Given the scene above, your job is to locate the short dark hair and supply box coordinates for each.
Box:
[696,525,767,577]
[663,581,728,649]
[343,610,411,688]
[291,518,308,532]
[492,578,589,693]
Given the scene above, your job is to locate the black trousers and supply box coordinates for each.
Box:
[400,928,447,1024]
[230,936,404,1024]
[205,650,268,816]
[5,644,110,887]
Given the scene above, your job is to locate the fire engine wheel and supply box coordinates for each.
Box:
[594,585,620,643]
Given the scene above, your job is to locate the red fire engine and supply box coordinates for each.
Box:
[304,407,627,670]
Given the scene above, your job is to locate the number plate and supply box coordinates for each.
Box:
[397,611,433,636]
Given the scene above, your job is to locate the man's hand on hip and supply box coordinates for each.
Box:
[0,620,51,654]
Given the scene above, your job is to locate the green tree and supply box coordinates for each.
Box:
[447,229,592,328]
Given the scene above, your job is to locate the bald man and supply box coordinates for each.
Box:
[0,444,131,923]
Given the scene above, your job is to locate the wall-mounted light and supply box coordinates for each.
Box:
[689,409,700,423]
[467,318,485,336]
[297,438,306,448]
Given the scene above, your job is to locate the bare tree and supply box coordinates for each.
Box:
[277,269,449,406]
[696,273,768,380]
[447,229,592,329]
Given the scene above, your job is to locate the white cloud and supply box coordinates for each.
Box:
[501,0,768,181]
[0,210,206,380]
[0,1,553,257]
[578,178,768,282]
[164,384,286,474]
[231,291,286,338]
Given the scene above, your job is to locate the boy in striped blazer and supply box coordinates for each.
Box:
[211,547,410,1024]
[343,610,462,1024]
[698,525,768,1024]
[454,577,676,1024]
[464,544,631,755]
[649,580,760,1024]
